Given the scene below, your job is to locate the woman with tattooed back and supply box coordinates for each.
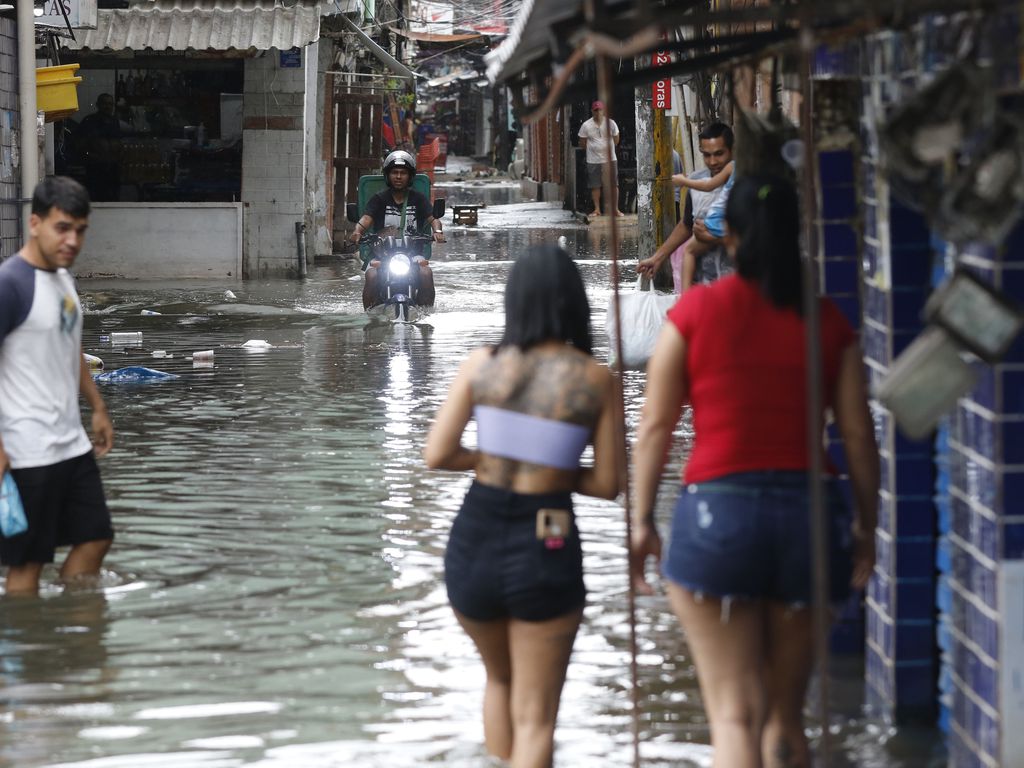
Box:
[425,245,619,768]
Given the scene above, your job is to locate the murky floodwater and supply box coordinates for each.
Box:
[0,191,942,767]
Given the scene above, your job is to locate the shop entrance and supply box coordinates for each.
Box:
[332,90,385,246]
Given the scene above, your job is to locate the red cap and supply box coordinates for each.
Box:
[591,100,605,111]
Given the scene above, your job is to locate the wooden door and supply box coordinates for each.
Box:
[333,90,384,248]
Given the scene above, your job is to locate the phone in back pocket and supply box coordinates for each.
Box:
[536,509,571,540]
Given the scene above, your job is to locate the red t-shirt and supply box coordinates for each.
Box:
[666,274,857,484]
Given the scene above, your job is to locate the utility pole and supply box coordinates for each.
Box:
[652,102,673,290]
[635,57,655,280]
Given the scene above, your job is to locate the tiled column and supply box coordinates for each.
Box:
[0,18,19,255]
[944,225,1024,767]
[858,32,938,721]
[813,44,868,656]
[818,145,865,655]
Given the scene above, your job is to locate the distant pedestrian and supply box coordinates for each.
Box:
[631,175,878,767]
[0,177,115,597]
[578,101,622,217]
[425,245,619,767]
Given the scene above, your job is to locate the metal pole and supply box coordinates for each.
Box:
[295,221,307,278]
[596,52,642,768]
[797,14,832,766]
[17,0,38,233]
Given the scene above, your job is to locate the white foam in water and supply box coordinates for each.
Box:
[79,725,149,740]
[134,701,282,720]
[184,735,265,749]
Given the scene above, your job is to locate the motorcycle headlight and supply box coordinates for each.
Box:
[389,253,411,276]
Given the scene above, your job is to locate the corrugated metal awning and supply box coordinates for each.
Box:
[66,0,325,53]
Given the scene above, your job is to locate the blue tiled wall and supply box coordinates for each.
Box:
[817,140,865,655]
[857,30,939,724]
[943,233,1024,765]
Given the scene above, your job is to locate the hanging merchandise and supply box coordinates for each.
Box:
[937,115,1024,245]
[879,62,993,212]
[733,107,798,182]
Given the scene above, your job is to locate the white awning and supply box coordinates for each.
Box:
[65,0,332,52]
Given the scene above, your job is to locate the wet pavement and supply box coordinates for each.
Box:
[0,178,944,767]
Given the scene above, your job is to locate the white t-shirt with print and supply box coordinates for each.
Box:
[578,117,619,164]
[0,255,91,469]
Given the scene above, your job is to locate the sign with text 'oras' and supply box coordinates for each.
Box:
[652,50,671,110]
[36,0,98,29]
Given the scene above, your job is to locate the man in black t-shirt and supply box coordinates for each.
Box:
[351,150,444,309]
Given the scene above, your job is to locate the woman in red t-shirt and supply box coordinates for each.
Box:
[630,175,879,768]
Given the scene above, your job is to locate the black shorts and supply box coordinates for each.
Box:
[1,452,113,566]
[445,481,586,622]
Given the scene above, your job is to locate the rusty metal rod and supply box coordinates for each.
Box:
[594,48,643,768]
[797,13,833,767]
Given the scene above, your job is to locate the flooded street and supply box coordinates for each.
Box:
[0,186,941,767]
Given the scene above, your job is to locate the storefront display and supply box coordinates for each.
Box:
[55,58,244,203]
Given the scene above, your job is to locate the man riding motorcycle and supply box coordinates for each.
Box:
[351,150,444,310]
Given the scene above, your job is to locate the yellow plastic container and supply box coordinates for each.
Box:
[36,63,82,122]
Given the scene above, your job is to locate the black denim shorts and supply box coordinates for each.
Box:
[1,452,113,566]
[445,481,586,622]
[663,471,853,606]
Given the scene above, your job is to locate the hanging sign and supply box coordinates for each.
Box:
[35,0,97,29]
[652,50,671,110]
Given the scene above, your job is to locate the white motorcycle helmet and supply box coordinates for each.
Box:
[383,150,417,186]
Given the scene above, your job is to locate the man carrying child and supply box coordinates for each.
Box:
[638,122,734,292]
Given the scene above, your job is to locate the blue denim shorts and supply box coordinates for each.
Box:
[663,471,853,605]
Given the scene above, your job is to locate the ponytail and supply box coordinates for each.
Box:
[725,175,804,314]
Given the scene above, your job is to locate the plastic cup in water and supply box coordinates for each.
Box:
[191,350,214,362]
[111,332,143,345]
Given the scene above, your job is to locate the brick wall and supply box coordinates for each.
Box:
[0,18,19,257]
[241,49,306,278]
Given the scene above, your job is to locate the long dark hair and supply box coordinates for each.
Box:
[725,174,804,314]
[498,245,593,354]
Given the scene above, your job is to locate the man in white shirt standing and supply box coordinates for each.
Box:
[578,100,622,217]
[0,176,115,596]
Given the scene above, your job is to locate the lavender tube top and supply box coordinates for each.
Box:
[474,405,591,470]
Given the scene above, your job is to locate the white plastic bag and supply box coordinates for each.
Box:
[606,278,677,369]
[0,471,27,538]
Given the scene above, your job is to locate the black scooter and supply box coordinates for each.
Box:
[359,233,433,323]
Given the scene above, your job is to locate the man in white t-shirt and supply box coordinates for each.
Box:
[577,100,621,217]
[0,176,114,596]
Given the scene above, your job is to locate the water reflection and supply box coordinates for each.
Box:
[1,206,941,767]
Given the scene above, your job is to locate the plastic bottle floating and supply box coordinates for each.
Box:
[95,366,179,383]
[111,332,143,345]
[140,310,162,316]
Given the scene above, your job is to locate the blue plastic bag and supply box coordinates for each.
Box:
[95,366,179,383]
[0,471,27,538]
